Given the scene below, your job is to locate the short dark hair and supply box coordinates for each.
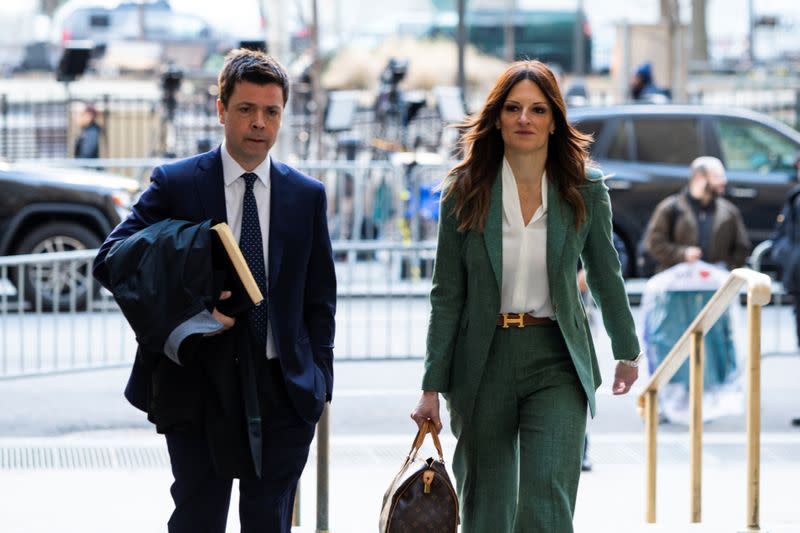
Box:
[217,48,290,108]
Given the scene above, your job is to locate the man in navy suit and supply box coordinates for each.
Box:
[93,49,336,533]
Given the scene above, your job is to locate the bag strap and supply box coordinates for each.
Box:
[407,420,445,463]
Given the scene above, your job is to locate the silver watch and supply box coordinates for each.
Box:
[619,351,644,368]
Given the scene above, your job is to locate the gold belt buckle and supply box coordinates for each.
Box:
[501,313,525,329]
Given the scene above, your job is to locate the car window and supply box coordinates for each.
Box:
[607,120,630,160]
[572,119,604,143]
[632,118,701,164]
[89,14,110,28]
[714,118,799,173]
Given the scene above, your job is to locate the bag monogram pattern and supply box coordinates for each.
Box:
[379,421,459,532]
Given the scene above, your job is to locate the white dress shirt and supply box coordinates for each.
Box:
[220,142,277,359]
[500,156,555,318]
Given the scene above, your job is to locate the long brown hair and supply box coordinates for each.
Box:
[443,60,593,232]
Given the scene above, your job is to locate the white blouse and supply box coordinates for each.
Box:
[499,157,555,318]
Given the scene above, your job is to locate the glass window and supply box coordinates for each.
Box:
[715,118,800,173]
[89,14,110,28]
[574,120,603,137]
[632,118,701,164]
[607,121,630,160]
[573,119,605,147]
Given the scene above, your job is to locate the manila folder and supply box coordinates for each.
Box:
[210,222,264,311]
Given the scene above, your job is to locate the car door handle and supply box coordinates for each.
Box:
[728,187,758,199]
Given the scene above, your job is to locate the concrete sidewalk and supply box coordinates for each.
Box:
[1,429,798,533]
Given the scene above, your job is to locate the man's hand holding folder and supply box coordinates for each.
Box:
[205,290,236,336]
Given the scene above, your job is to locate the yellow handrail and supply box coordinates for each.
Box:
[636,267,771,528]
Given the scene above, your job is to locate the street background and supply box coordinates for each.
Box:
[2,0,800,532]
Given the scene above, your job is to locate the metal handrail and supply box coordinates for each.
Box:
[748,239,773,273]
[636,267,772,529]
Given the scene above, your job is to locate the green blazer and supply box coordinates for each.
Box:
[422,168,640,422]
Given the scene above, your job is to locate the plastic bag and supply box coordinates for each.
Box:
[640,261,742,424]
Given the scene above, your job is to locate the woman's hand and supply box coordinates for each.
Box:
[410,390,443,433]
[612,362,639,395]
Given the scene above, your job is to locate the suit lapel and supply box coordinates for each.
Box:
[196,147,227,223]
[546,178,567,292]
[268,158,288,290]
[484,171,503,290]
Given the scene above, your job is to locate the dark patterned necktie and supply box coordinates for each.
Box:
[239,172,268,346]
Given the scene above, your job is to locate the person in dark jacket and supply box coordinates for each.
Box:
[93,49,336,533]
[643,156,751,272]
[770,179,800,426]
[629,62,670,102]
[74,103,101,158]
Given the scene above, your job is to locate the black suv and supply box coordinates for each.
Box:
[0,164,139,308]
[570,105,800,276]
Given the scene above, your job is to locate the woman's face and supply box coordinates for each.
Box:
[496,79,555,157]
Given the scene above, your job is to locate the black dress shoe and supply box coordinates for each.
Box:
[792,418,800,427]
[581,454,593,472]
[581,434,592,472]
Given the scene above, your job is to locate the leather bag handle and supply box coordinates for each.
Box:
[407,419,445,463]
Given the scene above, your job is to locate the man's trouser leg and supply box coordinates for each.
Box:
[166,429,233,533]
[239,359,315,533]
[166,359,315,533]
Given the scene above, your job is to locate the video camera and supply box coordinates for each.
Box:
[160,64,184,120]
[380,58,408,87]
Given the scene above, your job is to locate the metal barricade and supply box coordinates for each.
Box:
[17,157,453,248]
[0,250,131,378]
[0,241,437,379]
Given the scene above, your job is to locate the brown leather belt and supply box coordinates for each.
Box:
[496,313,556,328]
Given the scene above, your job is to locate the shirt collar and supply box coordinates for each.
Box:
[220,141,271,188]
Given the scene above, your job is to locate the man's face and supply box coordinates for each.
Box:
[217,80,283,171]
[79,109,95,128]
[705,167,728,197]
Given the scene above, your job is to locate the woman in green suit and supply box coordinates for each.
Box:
[411,61,642,532]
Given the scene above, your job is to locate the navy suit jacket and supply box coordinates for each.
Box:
[94,147,336,424]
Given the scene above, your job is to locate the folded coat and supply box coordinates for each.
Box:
[103,218,263,478]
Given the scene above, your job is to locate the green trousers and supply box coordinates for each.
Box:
[449,324,587,533]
